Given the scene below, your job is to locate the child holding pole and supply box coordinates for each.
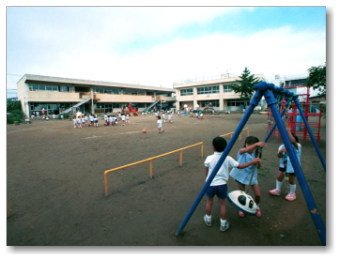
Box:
[230,136,265,217]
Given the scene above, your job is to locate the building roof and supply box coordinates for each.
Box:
[18,74,175,93]
[173,76,240,89]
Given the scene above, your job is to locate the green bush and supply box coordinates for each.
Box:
[7,109,24,124]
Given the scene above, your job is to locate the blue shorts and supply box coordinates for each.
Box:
[206,184,228,199]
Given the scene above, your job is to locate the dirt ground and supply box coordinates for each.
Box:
[6,112,326,246]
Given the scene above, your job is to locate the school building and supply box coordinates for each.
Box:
[173,77,251,112]
[17,74,176,117]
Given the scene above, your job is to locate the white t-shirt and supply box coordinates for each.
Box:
[204,152,239,186]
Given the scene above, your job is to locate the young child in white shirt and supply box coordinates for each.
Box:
[203,137,261,231]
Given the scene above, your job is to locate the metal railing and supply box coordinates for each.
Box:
[103,142,204,196]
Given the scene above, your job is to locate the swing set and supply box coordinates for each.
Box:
[175,82,326,245]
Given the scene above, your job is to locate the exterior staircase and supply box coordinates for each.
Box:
[60,98,91,115]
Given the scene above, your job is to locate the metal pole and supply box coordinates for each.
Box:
[293,97,326,171]
[264,108,286,143]
[263,87,326,246]
[175,89,263,236]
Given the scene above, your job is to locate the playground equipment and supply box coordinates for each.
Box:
[103,142,204,196]
[127,103,139,116]
[175,82,326,246]
[267,85,323,142]
[228,190,257,215]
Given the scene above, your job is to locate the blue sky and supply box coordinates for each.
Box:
[6,6,326,97]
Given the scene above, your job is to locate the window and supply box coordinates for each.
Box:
[46,85,58,91]
[94,88,120,94]
[200,100,219,107]
[197,85,219,95]
[227,99,248,106]
[223,84,234,92]
[60,86,70,92]
[29,84,57,91]
[180,88,193,96]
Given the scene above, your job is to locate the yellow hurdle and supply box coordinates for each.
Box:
[219,127,249,139]
[104,142,204,196]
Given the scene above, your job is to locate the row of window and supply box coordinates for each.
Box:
[28,84,172,97]
[30,102,73,111]
[184,99,247,109]
[180,84,235,96]
[29,84,61,92]
[93,88,147,95]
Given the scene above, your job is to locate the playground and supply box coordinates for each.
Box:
[7,110,326,246]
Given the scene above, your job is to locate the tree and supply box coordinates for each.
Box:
[231,67,262,102]
[306,64,326,97]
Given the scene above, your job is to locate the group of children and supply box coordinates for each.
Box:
[103,113,129,126]
[203,127,301,231]
[155,111,174,133]
[73,112,131,128]
[73,114,99,128]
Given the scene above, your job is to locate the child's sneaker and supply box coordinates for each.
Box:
[220,220,230,231]
[203,214,212,226]
[285,193,296,201]
[269,188,281,196]
[238,211,245,217]
[256,208,262,217]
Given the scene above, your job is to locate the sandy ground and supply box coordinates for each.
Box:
[7,112,326,246]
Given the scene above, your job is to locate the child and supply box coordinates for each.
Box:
[269,128,301,201]
[77,115,82,128]
[230,136,265,217]
[81,115,86,128]
[94,114,99,127]
[84,114,88,126]
[73,116,77,128]
[168,111,173,123]
[89,114,94,126]
[121,114,126,126]
[157,115,164,133]
[203,137,261,231]
[113,114,117,125]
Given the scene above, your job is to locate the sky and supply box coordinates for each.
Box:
[1,1,340,258]
[6,6,326,97]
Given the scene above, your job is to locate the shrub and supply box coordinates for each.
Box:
[7,109,24,124]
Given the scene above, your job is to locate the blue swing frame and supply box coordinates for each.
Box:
[175,82,326,246]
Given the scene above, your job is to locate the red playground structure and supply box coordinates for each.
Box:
[267,85,323,142]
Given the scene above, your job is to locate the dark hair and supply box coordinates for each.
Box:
[212,137,227,152]
[290,131,299,149]
[291,132,299,143]
[244,136,259,147]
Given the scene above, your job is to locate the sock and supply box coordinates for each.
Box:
[205,214,212,221]
[276,180,283,190]
[220,218,227,225]
[289,184,296,194]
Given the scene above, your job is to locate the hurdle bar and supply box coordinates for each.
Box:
[103,142,204,196]
[220,127,249,139]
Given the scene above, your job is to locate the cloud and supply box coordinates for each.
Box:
[7,7,325,90]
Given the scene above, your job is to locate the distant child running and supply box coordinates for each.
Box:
[203,137,261,231]
[157,115,164,133]
[230,136,265,217]
[269,127,302,201]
